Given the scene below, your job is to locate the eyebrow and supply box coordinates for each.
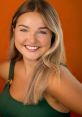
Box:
[18,24,49,30]
[18,25,29,28]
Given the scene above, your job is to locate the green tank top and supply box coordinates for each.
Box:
[0,60,70,117]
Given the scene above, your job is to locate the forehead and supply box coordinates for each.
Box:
[16,12,47,27]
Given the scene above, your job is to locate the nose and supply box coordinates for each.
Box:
[27,32,37,44]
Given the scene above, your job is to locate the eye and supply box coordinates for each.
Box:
[39,31,47,34]
[20,29,28,32]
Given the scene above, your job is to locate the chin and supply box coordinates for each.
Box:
[23,55,41,61]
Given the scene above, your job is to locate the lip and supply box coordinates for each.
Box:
[24,45,39,52]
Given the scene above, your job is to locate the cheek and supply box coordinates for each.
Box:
[14,35,23,50]
[40,38,51,47]
[14,32,24,44]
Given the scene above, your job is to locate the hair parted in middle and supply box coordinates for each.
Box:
[10,0,66,104]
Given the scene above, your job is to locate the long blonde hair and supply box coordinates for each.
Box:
[10,0,66,104]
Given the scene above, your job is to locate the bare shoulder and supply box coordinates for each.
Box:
[59,65,82,87]
[47,65,82,115]
[0,60,10,82]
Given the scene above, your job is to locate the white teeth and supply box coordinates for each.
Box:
[25,45,39,50]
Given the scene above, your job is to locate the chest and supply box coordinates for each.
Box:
[0,87,70,117]
[8,72,70,114]
[9,72,31,102]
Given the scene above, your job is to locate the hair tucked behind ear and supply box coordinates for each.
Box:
[10,0,66,104]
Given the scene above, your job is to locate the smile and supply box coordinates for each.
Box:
[24,45,39,52]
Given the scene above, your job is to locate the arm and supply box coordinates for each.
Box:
[47,65,82,115]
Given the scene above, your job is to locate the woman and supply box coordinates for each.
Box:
[0,0,82,116]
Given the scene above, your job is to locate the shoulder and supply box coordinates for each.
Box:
[47,64,73,95]
[0,60,10,82]
[47,64,82,92]
[59,64,82,91]
[47,64,82,115]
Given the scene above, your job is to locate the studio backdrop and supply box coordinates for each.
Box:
[0,0,82,117]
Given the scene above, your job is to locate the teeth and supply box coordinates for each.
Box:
[25,45,39,50]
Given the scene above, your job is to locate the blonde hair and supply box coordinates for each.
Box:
[10,0,66,104]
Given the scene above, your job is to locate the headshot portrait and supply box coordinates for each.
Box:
[0,0,82,117]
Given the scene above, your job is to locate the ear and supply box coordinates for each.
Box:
[12,27,15,37]
[11,24,15,33]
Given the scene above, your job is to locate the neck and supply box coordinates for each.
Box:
[23,57,39,74]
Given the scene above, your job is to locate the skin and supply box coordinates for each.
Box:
[14,12,52,62]
[13,12,52,73]
[0,12,82,115]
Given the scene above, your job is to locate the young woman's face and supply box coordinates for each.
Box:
[14,12,52,61]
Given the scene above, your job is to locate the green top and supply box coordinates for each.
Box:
[0,60,70,117]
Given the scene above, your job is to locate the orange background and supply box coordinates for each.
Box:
[0,0,82,117]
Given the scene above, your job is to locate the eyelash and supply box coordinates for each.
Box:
[39,31,47,34]
[20,29,27,32]
[19,29,47,34]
